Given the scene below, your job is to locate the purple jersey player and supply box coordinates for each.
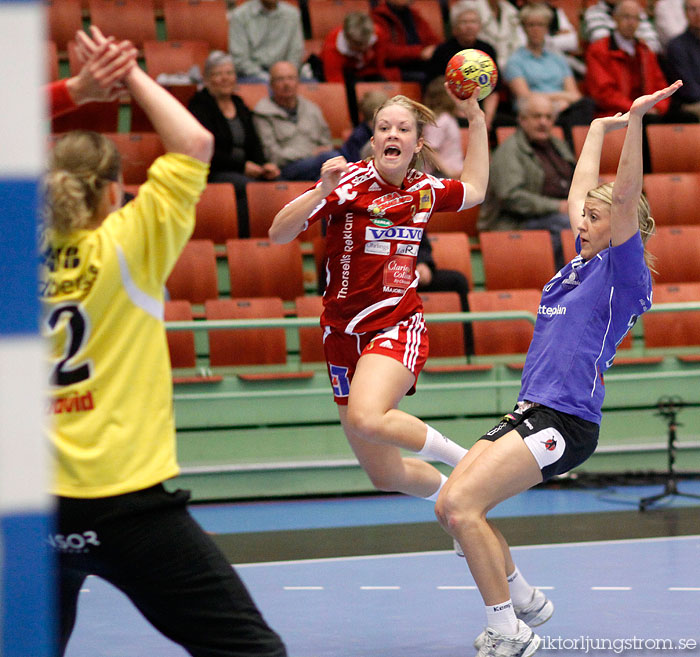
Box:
[434,81,683,657]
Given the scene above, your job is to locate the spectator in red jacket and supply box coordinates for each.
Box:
[584,0,670,118]
[585,0,671,170]
[321,12,401,83]
[371,0,441,83]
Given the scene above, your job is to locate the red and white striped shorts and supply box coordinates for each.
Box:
[322,312,429,405]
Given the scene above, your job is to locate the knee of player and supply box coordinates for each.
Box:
[435,484,479,534]
[345,405,383,440]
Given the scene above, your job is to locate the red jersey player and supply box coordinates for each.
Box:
[270,90,488,503]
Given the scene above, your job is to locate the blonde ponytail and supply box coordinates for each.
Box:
[45,131,121,235]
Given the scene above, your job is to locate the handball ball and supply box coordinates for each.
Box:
[445,49,498,101]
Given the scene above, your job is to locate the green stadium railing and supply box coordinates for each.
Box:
[165,303,700,500]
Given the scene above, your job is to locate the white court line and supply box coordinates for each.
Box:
[284,586,325,590]
[591,586,632,590]
[668,587,700,591]
[360,586,401,590]
[437,585,478,590]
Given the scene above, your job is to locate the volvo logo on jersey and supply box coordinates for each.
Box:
[365,226,424,242]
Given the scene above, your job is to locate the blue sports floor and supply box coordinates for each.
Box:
[65,483,700,657]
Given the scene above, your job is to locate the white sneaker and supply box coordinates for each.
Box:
[514,588,553,627]
[453,537,464,557]
[475,620,541,657]
[474,591,553,649]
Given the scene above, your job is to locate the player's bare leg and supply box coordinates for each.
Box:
[339,353,467,498]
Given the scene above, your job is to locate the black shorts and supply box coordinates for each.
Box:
[479,404,599,481]
[55,484,287,657]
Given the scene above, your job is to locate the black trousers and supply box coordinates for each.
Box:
[56,485,287,657]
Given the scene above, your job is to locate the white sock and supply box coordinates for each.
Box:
[417,425,468,466]
[507,565,535,608]
[485,599,519,636]
[422,472,448,502]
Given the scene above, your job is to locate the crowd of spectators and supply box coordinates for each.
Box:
[49,0,700,243]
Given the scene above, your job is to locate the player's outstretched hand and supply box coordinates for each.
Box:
[320,156,348,197]
[592,111,629,134]
[67,40,138,104]
[74,25,112,62]
[630,80,683,118]
[66,26,137,105]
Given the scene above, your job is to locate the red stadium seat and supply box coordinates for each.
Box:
[560,229,578,264]
[51,101,120,133]
[480,230,556,290]
[164,300,196,368]
[307,0,371,39]
[421,291,465,357]
[297,82,353,141]
[105,133,165,185]
[643,173,700,227]
[247,181,318,239]
[571,124,626,175]
[226,239,305,301]
[143,40,210,78]
[166,239,219,304]
[235,83,270,111]
[295,295,325,363]
[427,232,473,287]
[647,225,700,284]
[468,289,541,355]
[47,0,83,53]
[647,123,700,173]
[354,81,422,102]
[411,0,446,39]
[87,0,157,50]
[429,206,479,237]
[162,0,229,51]
[129,85,198,132]
[205,297,287,366]
[193,183,239,243]
[643,283,700,348]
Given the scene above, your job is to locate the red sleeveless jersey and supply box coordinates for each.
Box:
[306,160,468,333]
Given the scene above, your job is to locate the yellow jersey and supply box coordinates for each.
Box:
[40,153,208,498]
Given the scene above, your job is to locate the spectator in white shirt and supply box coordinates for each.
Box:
[582,0,661,52]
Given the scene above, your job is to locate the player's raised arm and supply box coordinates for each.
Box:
[567,113,628,232]
[610,81,682,246]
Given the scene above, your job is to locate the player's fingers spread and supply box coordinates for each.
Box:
[89,25,108,44]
